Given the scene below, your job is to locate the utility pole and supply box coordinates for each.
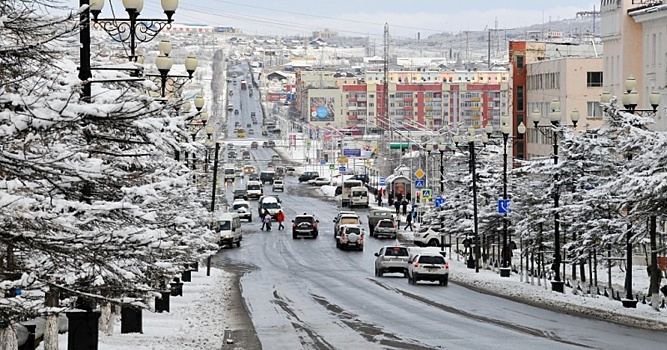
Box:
[383,23,391,142]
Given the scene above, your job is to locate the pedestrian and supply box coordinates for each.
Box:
[404,210,413,231]
[396,192,403,204]
[263,212,272,231]
[377,192,383,207]
[276,210,285,230]
[260,209,267,230]
[388,192,394,206]
[394,200,401,215]
[402,198,408,215]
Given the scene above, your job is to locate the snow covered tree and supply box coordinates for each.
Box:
[0,0,217,342]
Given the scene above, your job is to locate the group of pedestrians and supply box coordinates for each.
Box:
[375,189,415,231]
[260,209,285,231]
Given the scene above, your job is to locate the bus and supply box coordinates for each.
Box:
[236,128,246,138]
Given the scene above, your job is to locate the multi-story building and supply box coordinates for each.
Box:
[510,40,603,160]
[601,0,666,128]
[295,70,510,131]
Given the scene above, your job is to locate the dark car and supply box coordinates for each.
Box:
[298,171,319,183]
[292,214,319,239]
[267,140,276,147]
[260,171,275,185]
[248,173,260,181]
[262,141,269,148]
[233,189,248,200]
[351,174,370,184]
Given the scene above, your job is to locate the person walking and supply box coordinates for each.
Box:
[401,198,408,215]
[394,200,401,215]
[260,209,267,230]
[404,209,413,231]
[263,212,272,231]
[377,192,383,207]
[276,210,285,230]
[388,192,394,207]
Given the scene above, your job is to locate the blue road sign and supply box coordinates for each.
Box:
[329,163,335,170]
[498,199,511,214]
[339,166,346,172]
[435,198,446,208]
[421,188,433,200]
[320,159,327,165]
[414,179,425,190]
[379,177,386,186]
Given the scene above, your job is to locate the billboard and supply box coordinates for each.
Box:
[309,97,335,122]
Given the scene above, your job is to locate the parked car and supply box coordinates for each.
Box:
[291,214,319,239]
[262,141,269,148]
[273,179,284,192]
[350,174,370,184]
[299,171,319,183]
[308,177,330,186]
[367,209,394,236]
[374,246,410,277]
[231,200,252,222]
[248,129,255,135]
[372,219,398,239]
[413,226,445,247]
[407,252,449,286]
[267,140,276,147]
[336,225,364,251]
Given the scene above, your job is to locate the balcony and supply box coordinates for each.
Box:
[471,97,481,102]
[357,104,367,109]
[348,97,357,102]
[402,106,414,110]
[425,107,433,111]
[357,97,367,102]
[348,106,358,111]
[348,115,358,120]
[403,97,414,102]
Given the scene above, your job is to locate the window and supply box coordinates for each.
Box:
[516,55,524,68]
[587,102,603,118]
[516,86,524,111]
[587,72,603,87]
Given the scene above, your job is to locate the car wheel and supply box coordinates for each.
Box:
[374,268,379,277]
[428,239,440,247]
[292,232,297,239]
[336,242,340,249]
[249,216,252,222]
[236,240,241,248]
[377,269,383,277]
[312,233,318,239]
[442,275,449,286]
[403,270,409,278]
[407,275,412,284]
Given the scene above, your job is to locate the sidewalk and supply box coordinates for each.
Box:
[40,267,251,350]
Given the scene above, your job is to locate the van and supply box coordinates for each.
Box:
[258,196,282,217]
[216,212,242,248]
[260,170,275,185]
[223,168,236,181]
[350,186,369,208]
[341,180,364,207]
[246,180,263,199]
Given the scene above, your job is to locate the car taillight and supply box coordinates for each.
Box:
[414,262,419,268]
[313,222,317,227]
[445,263,449,269]
[292,223,296,228]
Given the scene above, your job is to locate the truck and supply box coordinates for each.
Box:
[341,180,364,208]
[240,80,247,90]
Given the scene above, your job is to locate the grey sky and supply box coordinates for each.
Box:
[73,0,599,38]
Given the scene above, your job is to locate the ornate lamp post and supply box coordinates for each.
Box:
[601,76,662,308]
[530,98,578,293]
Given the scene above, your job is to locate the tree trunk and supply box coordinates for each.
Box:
[0,323,18,350]
[44,289,60,350]
[44,314,59,350]
[99,302,111,335]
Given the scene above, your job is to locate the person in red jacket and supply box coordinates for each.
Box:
[276,210,286,230]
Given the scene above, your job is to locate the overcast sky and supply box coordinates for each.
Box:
[71,0,599,38]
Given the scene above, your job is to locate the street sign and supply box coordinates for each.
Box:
[343,148,361,157]
[320,159,327,165]
[421,188,433,200]
[329,163,335,170]
[414,179,425,190]
[379,177,386,186]
[435,197,446,208]
[414,169,425,179]
[338,156,348,164]
[339,166,347,172]
[498,199,511,214]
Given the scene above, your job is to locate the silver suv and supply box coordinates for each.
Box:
[372,219,397,239]
[336,224,364,251]
[273,179,284,192]
[407,252,449,286]
[374,246,410,277]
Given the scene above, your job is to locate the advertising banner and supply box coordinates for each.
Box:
[309,97,335,122]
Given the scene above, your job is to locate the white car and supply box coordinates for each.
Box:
[336,224,365,251]
[231,200,252,222]
[273,179,284,192]
[374,246,410,277]
[407,252,449,286]
[308,177,330,186]
[413,226,445,247]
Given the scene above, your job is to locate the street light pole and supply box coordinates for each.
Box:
[210,141,221,212]
[79,0,92,101]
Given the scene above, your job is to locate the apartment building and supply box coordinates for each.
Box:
[296,69,509,131]
[601,0,667,128]
[510,40,603,160]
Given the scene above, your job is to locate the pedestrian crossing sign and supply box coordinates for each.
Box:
[421,188,432,200]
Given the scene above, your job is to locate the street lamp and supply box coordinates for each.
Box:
[488,115,526,277]
[529,98,577,293]
[89,0,179,62]
[453,126,489,273]
[194,95,205,112]
[601,76,662,308]
[149,41,198,99]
